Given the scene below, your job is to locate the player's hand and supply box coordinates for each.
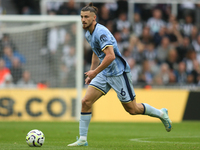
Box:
[85,77,91,85]
[84,70,97,81]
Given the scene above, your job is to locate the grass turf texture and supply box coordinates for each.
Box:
[0,122,199,150]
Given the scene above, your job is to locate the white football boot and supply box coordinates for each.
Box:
[160,108,172,132]
[68,138,88,146]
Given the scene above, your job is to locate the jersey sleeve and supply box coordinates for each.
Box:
[95,29,113,51]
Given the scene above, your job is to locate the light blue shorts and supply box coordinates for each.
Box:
[89,72,136,103]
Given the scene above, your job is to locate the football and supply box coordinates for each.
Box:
[26,129,45,147]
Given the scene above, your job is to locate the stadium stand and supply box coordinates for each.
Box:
[1,0,200,88]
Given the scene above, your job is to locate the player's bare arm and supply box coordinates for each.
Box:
[94,46,115,74]
[85,52,99,85]
[90,52,100,70]
[85,46,115,81]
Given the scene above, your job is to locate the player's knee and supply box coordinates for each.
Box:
[129,110,137,115]
[82,98,92,109]
[124,105,138,115]
[126,109,137,115]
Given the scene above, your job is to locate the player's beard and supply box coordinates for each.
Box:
[82,21,93,30]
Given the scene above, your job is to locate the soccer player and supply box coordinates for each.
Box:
[68,3,172,147]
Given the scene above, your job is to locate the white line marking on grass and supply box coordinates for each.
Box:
[130,136,200,145]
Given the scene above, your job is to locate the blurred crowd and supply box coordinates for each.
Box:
[83,1,200,87]
[0,33,48,88]
[1,0,200,88]
[0,35,46,88]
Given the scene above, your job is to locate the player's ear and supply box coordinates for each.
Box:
[93,14,96,21]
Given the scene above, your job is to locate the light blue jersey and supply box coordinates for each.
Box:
[85,23,130,76]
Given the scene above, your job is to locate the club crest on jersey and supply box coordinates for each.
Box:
[100,34,108,43]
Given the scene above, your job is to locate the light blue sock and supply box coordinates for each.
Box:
[79,112,92,140]
[142,103,162,118]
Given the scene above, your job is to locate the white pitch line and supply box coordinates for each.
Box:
[130,137,200,145]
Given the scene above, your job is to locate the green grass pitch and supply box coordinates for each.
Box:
[0,121,200,150]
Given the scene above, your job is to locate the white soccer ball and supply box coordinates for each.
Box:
[26,129,45,147]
